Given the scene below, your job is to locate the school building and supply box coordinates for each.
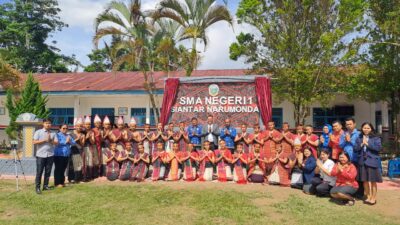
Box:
[0,69,393,141]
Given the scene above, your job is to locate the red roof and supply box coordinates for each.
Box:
[27,69,250,92]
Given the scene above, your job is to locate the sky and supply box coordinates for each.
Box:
[49,0,250,71]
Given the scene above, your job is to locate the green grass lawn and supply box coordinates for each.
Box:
[0,179,399,225]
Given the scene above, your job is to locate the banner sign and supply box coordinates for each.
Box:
[169,82,260,127]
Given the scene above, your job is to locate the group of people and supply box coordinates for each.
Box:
[33,115,383,206]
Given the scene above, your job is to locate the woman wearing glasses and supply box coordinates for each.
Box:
[54,124,76,187]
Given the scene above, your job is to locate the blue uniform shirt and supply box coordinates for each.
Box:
[54,132,76,157]
[188,125,203,146]
[220,126,237,149]
[339,129,360,163]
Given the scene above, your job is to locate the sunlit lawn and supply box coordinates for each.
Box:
[0,179,399,225]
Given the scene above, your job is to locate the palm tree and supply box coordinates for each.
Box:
[151,0,233,76]
[93,0,182,123]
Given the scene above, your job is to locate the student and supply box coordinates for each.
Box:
[150,122,167,148]
[110,116,127,152]
[54,124,76,187]
[151,142,167,181]
[178,143,198,181]
[101,116,113,176]
[314,150,336,196]
[289,139,304,189]
[292,124,305,147]
[165,142,181,181]
[267,145,292,186]
[173,121,189,151]
[234,124,250,153]
[105,143,120,181]
[354,122,382,205]
[197,141,215,181]
[126,117,141,155]
[131,143,150,182]
[262,121,282,173]
[329,152,359,206]
[82,116,95,182]
[329,121,344,161]
[247,143,266,183]
[68,118,85,183]
[33,119,59,194]
[232,143,248,184]
[247,124,264,153]
[279,122,294,153]
[92,115,103,178]
[164,122,176,152]
[214,140,233,182]
[118,142,135,181]
[140,123,154,154]
[319,124,332,154]
[301,125,319,158]
[301,147,317,194]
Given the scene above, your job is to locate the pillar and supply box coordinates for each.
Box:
[74,95,80,119]
[381,101,390,142]
[146,97,150,124]
[22,125,36,158]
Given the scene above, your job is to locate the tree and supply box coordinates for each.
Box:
[6,73,50,139]
[229,0,365,125]
[94,0,183,123]
[0,49,21,89]
[152,0,233,76]
[0,0,79,73]
[84,48,112,72]
[345,0,400,145]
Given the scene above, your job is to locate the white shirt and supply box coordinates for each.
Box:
[320,159,336,186]
[207,124,214,142]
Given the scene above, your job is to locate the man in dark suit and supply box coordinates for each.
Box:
[202,115,219,150]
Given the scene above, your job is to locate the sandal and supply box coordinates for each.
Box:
[366,200,377,205]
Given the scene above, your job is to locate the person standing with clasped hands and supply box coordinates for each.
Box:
[33,119,59,194]
[354,122,382,205]
[54,124,76,188]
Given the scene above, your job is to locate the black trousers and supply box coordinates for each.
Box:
[54,156,69,186]
[36,156,54,188]
[311,177,332,196]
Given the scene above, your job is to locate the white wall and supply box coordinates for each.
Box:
[0,92,377,128]
[272,94,376,128]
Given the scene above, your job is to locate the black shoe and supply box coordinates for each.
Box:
[42,186,52,191]
[36,187,42,194]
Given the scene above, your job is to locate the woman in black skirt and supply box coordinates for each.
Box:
[354,122,382,205]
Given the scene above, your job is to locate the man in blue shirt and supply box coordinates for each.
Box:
[220,118,237,153]
[339,117,363,199]
[339,118,360,164]
[188,117,202,151]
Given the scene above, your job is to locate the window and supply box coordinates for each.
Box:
[131,108,146,126]
[272,108,283,128]
[91,108,115,125]
[49,108,74,125]
[313,106,354,129]
[150,108,161,126]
